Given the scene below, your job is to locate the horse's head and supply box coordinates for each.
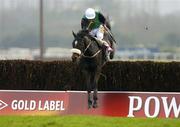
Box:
[71,30,93,63]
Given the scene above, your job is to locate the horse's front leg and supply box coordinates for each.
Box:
[88,90,92,109]
[92,72,100,108]
[93,88,98,108]
[86,74,92,109]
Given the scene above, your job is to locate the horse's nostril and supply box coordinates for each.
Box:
[72,57,76,62]
[71,53,79,62]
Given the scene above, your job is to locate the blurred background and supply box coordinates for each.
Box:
[0,0,180,60]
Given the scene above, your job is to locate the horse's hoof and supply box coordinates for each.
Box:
[93,103,98,108]
[88,105,92,109]
[88,100,92,109]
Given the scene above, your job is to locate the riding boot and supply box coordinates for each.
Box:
[94,38,111,61]
[103,41,113,52]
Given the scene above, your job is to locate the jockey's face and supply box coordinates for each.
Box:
[88,19,94,22]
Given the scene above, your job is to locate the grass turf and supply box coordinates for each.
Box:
[0,115,180,127]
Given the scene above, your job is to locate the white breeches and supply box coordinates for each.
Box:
[89,25,104,40]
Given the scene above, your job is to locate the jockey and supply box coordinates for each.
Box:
[81,8,113,54]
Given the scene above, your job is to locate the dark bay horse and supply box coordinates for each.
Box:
[71,30,106,108]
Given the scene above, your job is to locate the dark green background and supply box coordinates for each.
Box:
[0,60,179,91]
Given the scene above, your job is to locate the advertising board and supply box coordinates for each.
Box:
[0,90,180,118]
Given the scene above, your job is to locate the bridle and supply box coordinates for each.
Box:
[71,37,101,59]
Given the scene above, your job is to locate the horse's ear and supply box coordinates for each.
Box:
[72,31,77,38]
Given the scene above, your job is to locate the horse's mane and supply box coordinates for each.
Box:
[77,30,90,38]
[76,30,97,43]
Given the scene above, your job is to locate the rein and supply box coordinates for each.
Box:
[71,39,101,59]
[82,50,101,58]
[82,39,101,58]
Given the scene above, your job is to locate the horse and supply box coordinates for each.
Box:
[71,30,107,108]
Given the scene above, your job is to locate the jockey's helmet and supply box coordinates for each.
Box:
[85,8,96,19]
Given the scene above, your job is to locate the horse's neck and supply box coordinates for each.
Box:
[87,37,99,49]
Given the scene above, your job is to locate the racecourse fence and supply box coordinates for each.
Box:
[0,60,180,91]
